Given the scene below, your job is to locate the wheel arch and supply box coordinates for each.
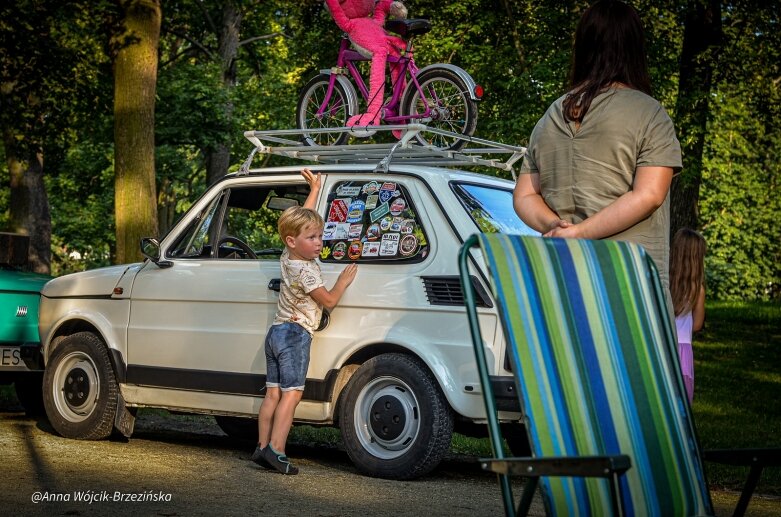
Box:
[329,339,469,425]
[44,318,126,384]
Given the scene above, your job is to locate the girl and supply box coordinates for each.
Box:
[669,228,706,403]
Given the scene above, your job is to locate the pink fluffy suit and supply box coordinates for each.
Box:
[325,0,407,129]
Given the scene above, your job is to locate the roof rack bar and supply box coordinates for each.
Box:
[241,124,526,178]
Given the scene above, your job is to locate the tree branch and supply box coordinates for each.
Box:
[163,27,215,60]
[195,0,218,35]
[238,31,289,47]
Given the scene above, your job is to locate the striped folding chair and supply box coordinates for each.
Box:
[459,234,778,517]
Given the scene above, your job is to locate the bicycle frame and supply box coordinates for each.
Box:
[317,36,433,125]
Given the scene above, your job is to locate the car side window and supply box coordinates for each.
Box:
[451,182,538,236]
[168,183,309,260]
[320,180,429,263]
[168,194,223,258]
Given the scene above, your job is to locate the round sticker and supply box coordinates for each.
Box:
[390,198,406,216]
[348,240,362,260]
[399,234,418,256]
[332,242,347,260]
[380,216,393,232]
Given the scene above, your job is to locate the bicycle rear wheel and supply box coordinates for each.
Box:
[400,68,478,151]
[296,74,355,146]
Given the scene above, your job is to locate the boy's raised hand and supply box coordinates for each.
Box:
[302,168,321,192]
[301,168,322,210]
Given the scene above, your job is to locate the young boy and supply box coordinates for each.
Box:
[251,168,357,475]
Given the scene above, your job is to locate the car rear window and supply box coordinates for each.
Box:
[320,180,429,263]
[451,182,538,236]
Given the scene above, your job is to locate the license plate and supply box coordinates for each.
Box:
[0,346,29,371]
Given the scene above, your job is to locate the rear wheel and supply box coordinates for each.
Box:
[296,74,356,146]
[42,332,118,439]
[338,353,454,480]
[400,68,478,151]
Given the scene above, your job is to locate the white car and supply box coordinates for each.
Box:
[38,126,536,479]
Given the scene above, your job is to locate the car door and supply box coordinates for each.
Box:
[125,177,310,400]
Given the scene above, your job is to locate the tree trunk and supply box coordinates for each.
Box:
[113,0,161,264]
[3,131,51,274]
[205,1,241,186]
[670,0,721,236]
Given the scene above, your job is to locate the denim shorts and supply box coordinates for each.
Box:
[264,322,312,391]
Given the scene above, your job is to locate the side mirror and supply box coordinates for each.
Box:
[140,237,172,268]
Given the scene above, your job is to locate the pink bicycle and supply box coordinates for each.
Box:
[295,18,483,151]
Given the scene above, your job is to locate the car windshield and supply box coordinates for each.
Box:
[451,183,538,236]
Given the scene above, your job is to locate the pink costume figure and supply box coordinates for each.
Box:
[325,0,407,134]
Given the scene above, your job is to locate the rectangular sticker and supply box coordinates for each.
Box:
[370,202,390,222]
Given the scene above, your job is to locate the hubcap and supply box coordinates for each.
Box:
[369,394,406,441]
[51,351,100,423]
[354,376,421,460]
[63,367,91,410]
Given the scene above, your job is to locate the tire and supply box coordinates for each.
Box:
[214,415,257,441]
[400,67,478,151]
[14,372,45,416]
[338,353,454,480]
[296,74,355,146]
[42,332,118,439]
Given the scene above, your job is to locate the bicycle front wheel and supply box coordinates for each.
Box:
[296,74,356,146]
[400,68,478,151]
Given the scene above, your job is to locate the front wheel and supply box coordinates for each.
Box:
[296,74,356,146]
[400,68,478,151]
[42,332,119,439]
[338,353,454,480]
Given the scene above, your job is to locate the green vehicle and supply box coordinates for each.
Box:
[0,236,52,414]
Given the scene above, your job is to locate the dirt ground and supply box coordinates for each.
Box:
[2,393,779,517]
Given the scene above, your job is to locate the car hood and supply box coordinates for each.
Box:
[41,263,141,298]
[0,268,53,293]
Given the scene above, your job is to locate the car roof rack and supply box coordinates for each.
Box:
[240,124,526,179]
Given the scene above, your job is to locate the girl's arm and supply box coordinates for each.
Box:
[692,284,706,332]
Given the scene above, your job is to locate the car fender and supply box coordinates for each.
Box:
[327,323,496,420]
[40,298,131,368]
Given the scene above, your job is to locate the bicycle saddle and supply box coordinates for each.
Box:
[385,19,432,39]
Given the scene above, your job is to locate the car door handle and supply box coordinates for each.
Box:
[268,278,281,292]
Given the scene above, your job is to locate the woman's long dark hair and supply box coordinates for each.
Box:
[563,0,652,123]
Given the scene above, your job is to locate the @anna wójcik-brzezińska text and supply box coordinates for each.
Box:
[31,490,173,504]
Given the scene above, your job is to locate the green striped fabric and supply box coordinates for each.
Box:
[478,234,712,516]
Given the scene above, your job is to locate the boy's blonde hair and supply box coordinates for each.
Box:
[277,206,324,241]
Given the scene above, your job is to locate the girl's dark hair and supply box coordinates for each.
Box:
[563,0,652,123]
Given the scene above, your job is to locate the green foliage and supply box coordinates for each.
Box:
[0,1,778,299]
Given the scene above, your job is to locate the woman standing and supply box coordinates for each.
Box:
[513,0,681,296]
